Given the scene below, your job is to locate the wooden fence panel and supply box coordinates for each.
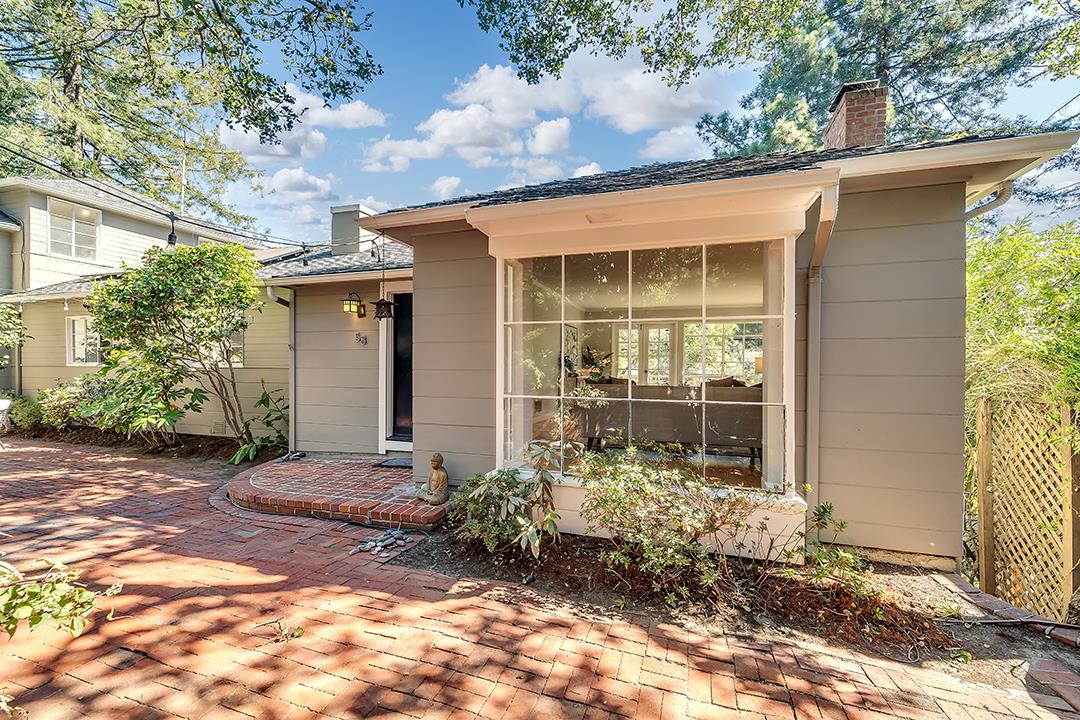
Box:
[977,397,1078,621]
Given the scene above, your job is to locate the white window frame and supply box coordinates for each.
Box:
[495,237,796,494]
[378,279,414,454]
[66,315,103,366]
[48,198,101,263]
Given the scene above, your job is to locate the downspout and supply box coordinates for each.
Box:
[806,183,839,534]
[964,181,1013,221]
[14,220,29,395]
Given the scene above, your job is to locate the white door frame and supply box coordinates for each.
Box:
[378,279,414,454]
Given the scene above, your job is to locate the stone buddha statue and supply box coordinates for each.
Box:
[417,453,449,505]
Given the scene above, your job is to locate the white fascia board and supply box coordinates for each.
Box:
[824,131,1080,202]
[260,267,412,287]
[0,291,89,304]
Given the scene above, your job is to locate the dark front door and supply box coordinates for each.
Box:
[391,292,413,440]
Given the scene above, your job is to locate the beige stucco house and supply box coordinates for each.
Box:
[0,177,298,437]
[258,82,1077,564]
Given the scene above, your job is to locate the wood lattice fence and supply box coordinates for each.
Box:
[975,397,1080,621]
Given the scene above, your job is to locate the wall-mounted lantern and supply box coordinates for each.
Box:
[342,292,366,318]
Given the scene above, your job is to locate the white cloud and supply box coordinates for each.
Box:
[528,118,572,155]
[292,204,327,226]
[359,59,737,174]
[568,56,733,134]
[289,84,386,129]
[220,124,327,164]
[429,175,462,200]
[266,166,338,202]
[221,86,386,165]
[640,124,712,160]
[499,157,565,189]
[572,162,603,177]
[361,136,444,172]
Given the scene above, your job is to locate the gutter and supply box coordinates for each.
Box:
[260,267,412,287]
[805,183,840,531]
[964,181,1013,220]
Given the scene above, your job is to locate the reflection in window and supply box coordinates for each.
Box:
[50,199,100,260]
[502,240,786,490]
[68,316,103,365]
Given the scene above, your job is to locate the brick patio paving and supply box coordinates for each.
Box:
[227,457,446,529]
[1,439,1078,720]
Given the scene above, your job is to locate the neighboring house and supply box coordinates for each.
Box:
[261,81,1077,564]
[0,176,299,438]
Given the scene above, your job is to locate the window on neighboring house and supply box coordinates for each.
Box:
[67,316,105,365]
[224,331,245,367]
[49,199,100,260]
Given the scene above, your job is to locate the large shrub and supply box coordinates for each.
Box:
[87,244,263,445]
[7,395,41,429]
[577,449,765,596]
[79,350,207,445]
[37,375,112,429]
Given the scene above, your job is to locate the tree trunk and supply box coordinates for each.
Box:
[61,54,84,156]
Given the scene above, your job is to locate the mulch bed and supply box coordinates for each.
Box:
[8,426,279,464]
[394,530,956,659]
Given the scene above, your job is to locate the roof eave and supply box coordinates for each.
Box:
[261,266,413,286]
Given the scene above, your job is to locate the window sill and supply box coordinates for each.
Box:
[503,466,807,514]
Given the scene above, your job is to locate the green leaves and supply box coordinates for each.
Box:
[967,220,1080,403]
[0,305,26,369]
[0,0,382,219]
[0,557,122,639]
[698,0,1055,157]
[462,0,813,87]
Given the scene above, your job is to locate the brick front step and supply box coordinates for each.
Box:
[226,457,446,530]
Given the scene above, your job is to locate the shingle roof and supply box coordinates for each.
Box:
[0,209,20,229]
[0,176,261,247]
[384,135,1013,215]
[0,273,114,301]
[257,241,413,280]
[0,245,321,302]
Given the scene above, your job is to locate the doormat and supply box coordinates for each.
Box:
[377,457,413,468]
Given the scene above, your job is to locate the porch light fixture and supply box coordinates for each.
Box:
[165,211,178,253]
[372,232,394,321]
[342,292,366,318]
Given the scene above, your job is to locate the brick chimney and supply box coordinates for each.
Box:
[823,80,889,149]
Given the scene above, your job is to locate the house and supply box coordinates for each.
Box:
[260,81,1077,564]
[0,176,300,437]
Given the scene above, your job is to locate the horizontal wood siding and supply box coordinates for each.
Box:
[292,280,382,453]
[816,183,966,558]
[16,298,290,439]
[23,190,199,289]
[410,230,496,487]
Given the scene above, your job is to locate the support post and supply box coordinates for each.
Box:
[976,396,996,596]
[1062,404,1078,603]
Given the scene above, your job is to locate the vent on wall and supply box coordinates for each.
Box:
[211,421,228,436]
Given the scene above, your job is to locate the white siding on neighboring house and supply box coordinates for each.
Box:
[17,298,290,439]
[22,191,199,289]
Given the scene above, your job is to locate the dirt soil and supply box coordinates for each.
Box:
[395,530,1080,698]
[10,426,280,464]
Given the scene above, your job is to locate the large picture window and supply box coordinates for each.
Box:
[501,241,789,490]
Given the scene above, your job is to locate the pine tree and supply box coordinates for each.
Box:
[0,0,381,220]
[697,0,1053,156]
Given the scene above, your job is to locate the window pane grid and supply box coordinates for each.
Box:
[49,199,98,259]
[503,241,785,489]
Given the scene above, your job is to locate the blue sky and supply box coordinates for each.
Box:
[221,1,1080,244]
